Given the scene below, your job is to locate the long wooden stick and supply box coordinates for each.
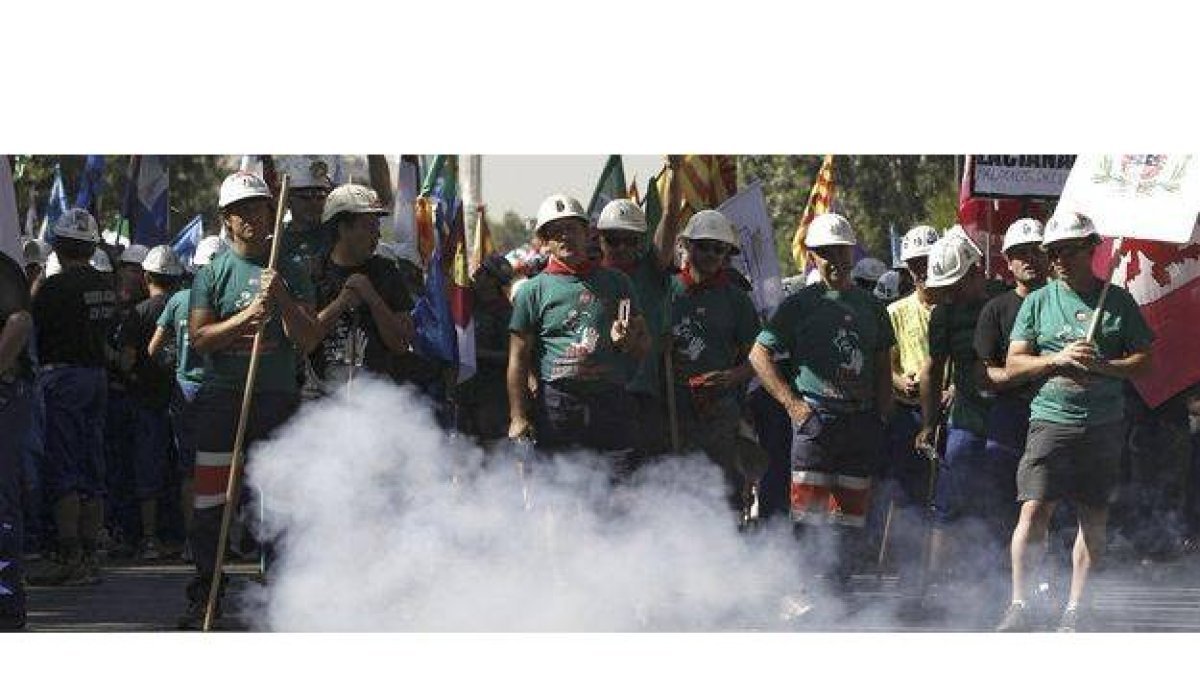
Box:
[203,174,291,631]
[1085,237,1124,343]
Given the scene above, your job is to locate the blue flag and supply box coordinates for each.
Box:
[411,197,458,366]
[172,214,204,267]
[123,155,170,246]
[38,164,69,244]
[74,155,106,213]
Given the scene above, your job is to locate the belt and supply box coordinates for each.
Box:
[802,395,872,415]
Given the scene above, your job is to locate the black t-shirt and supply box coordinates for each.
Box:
[973,289,1037,402]
[0,253,33,380]
[32,265,117,368]
[119,293,172,409]
[312,254,414,387]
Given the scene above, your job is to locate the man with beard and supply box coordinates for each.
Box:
[750,213,894,594]
[178,172,321,628]
[310,184,414,393]
[507,193,650,470]
[995,212,1153,632]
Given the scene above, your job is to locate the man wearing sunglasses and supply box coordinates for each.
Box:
[668,210,761,502]
[508,194,650,470]
[750,213,894,593]
[596,192,680,463]
[995,212,1153,632]
[279,156,335,282]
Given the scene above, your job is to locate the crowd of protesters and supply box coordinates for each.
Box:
[3,157,1200,632]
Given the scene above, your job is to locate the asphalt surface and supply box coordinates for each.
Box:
[19,550,1200,632]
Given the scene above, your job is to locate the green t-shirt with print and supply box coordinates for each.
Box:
[509,267,642,392]
[756,282,894,406]
[928,295,993,435]
[282,226,334,284]
[669,276,760,385]
[624,253,672,396]
[188,249,316,394]
[1011,280,1154,426]
[157,288,205,384]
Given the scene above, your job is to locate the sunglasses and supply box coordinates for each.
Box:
[692,240,731,255]
[601,233,641,248]
[1044,242,1091,259]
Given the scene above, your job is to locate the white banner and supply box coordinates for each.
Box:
[972,155,1074,198]
[0,157,21,267]
[1054,155,1200,243]
[718,181,783,320]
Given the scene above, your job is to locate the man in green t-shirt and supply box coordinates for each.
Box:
[995,212,1153,633]
[750,213,894,590]
[595,182,682,464]
[669,210,762,502]
[508,193,650,471]
[178,171,321,629]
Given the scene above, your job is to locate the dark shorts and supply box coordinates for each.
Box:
[790,407,883,527]
[130,404,171,499]
[934,426,992,524]
[535,381,636,453]
[883,404,931,506]
[1016,419,1124,506]
[170,378,202,475]
[39,367,108,501]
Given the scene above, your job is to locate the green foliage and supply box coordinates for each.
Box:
[11,155,230,240]
[738,155,960,276]
[489,209,533,252]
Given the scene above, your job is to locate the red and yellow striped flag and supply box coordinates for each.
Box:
[677,155,738,222]
[791,154,836,268]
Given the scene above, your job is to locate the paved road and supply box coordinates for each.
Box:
[21,552,1200,632]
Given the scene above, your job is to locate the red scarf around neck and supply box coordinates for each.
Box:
[677,264,729,293]
[545,256,596,277]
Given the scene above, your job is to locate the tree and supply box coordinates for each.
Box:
[739,155,960,276]
[488,209,533,253]
[12,155,231,241]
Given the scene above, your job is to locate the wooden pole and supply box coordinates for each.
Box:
[203,174,292,631]
[1086,237,1125,343]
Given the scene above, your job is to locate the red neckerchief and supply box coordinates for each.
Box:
[545,256,595,277]
[601,257,639,275]
[677,264,729,293]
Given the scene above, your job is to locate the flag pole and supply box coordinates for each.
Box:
[1085,237,1124,343]
[203,173,291,632]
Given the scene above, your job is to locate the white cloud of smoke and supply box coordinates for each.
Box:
[239,378,829,631]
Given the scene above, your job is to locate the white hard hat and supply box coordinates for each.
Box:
[1042,212,1098,247]
[22,238,48,266]
[804,213,856,248]
[45,251,61,277]
[52,208,101,243]
[142,245,184,276]
[218,171,273,209]
[874,270,901,302]
[900,225,939,263]
[1002,218,1044,253]
[277,155,334,190]
[322,184,389,225]
[805,268,823,286]
[90,248,114,273]
[192,235,226,268]
[596,198,647,233]
[925,233,983,289]
[119,244,149,266]
[851,257,889,283]
[535,193,588,233]
[681,210,741,252]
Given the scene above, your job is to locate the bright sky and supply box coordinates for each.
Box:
[482,155,665,220]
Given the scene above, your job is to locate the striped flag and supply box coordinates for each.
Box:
[677,155,738,224]
[469,204,494,275]
[791,154,835,268]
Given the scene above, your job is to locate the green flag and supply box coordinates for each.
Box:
[585,155,626,224]
[643,168,664,241]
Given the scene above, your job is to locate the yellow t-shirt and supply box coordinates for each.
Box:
[887,292,932,404]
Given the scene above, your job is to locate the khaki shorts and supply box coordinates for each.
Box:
[1016,419,1124,506]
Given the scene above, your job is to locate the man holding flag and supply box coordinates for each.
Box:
[996,212,1154,632]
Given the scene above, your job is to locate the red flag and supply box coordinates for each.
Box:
[958,155,1046,280]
